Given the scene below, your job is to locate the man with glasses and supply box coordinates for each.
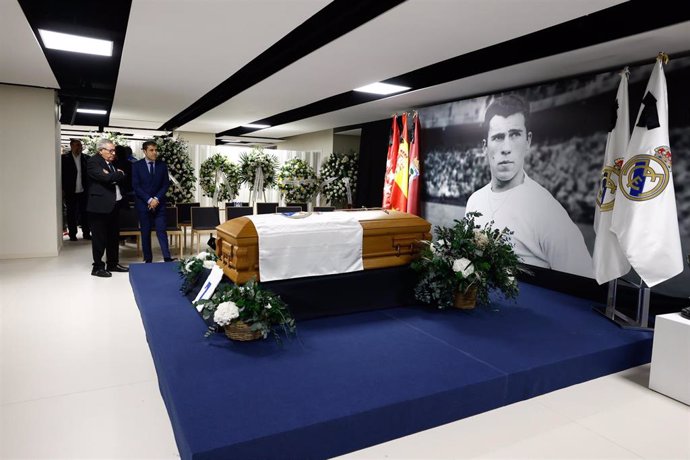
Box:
[86,138,129,277]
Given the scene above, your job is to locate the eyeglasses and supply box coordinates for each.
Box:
[101,148,116,153]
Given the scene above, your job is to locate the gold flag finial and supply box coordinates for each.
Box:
[657,52,669,64]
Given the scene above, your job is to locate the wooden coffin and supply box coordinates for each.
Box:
[215,210,431,284]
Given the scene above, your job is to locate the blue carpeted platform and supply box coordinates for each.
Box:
[130,263,653,460]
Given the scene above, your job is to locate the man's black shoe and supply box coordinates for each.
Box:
[681,306,690,320]
[107,264,129,273]
[164,257,178,262]
[83,235,92,240]
[69,236,78,241]
[91,268,112,278]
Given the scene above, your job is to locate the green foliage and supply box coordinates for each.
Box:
[195,279,296,342]
[319,150,358,206]
[277,158,319,203]
[238,147,279,193]
[412,212,524,308]
[156,136,196,204]
[199,153,241,202]
[178,251,218,294]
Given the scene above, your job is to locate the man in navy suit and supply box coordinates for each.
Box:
[132,140,175,263]
[86,139,129,277]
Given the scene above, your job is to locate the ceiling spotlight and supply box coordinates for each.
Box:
[38,29,113,56]
[76,108,108,115]
[354,82,410,95]
[241,124,270,129]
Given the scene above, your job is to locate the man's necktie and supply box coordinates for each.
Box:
[148,162,154,176]
[108,163,115,173]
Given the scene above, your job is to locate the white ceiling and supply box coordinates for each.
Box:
[0,0,58,88]
[180,0,625,133]
[3,0,690,141]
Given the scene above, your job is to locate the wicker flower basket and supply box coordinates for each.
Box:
[224,320,262,341]
[454,286,478,310]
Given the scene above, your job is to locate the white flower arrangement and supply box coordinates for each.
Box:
[213,300,240,326]
[318,150,359,206]
[156,136,196,204]
[178,251,219,293]
[452,257,475,277]
[83,132,127,155]
[277,158,319,203]
[199,153,241,202]
[238,147,279,193]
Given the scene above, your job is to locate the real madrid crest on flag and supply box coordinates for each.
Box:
[592,69,631,285]
[610,54,683,287]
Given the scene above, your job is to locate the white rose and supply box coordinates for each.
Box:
[452,258,475,277]
[203,260,216,269]
[508,275,516,285]
[196,251,209,260]
[265,302,273,310]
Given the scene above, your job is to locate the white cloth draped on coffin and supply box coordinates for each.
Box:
[247,212,364,281]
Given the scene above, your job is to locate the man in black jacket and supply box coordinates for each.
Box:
[61,139,90,241]
[86,139,129,277]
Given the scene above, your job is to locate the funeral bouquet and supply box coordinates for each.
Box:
[277,158,319,203]
[196,279,296,342]
[318,150,359,207]
[199,153,241,202]
[412,212,523,309]
[156,135,196,204]
[178,251,218,294]
[83,131,127,155]
[238,147,279,195]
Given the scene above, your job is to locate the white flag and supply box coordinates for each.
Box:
[592,70,631,284]
[610,58,683,287]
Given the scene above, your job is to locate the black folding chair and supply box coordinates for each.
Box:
[286,202,307,211]
[176,202,200,247]
[225,206,254,220]
[276,206,302,213]
[118,207,141,256]
[165,207,183,258]
[191,207,220,253]
[313,206,336,212]
[256,202,279,215]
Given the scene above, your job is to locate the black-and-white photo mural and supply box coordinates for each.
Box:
[419,56,690,297]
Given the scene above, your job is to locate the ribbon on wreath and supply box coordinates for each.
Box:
[343,177,353,207]
[315,177,336,206]
[251,166,265,205]
[211,168,222,206]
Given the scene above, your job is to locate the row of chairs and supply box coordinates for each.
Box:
[120,203,338,256]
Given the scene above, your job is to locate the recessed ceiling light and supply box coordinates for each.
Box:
[38,29,113,56]
[354,82,410,95]
[241,124,270,129]
[76,108,108,115]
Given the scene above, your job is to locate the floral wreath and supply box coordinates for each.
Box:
[318,150,359,206]
[156,136,196,204]
[238,147,279,193]
[277,158,319,203]
[199,153,241,202]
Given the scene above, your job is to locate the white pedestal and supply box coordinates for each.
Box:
[649,313,690,405]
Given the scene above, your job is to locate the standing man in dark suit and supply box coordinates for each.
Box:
[87,139,129,277]
[61,139,91,241]
[132,140,175,263]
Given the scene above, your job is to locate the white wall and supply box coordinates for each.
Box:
[0,84,60,258]
[279,129,334,154]
[173,130,215,146]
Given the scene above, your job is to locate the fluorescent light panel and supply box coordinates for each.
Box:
[242,124,270,129]
[76,108,107,115]
[38,29,113,56]
[354,82,410,95]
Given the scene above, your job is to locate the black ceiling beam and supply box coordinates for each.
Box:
[17,0,132,127]
[220,1,690,138]
[159,0,407,132]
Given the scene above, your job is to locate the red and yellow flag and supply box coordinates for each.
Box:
[390,113,409,212]
[382,114,400,209]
